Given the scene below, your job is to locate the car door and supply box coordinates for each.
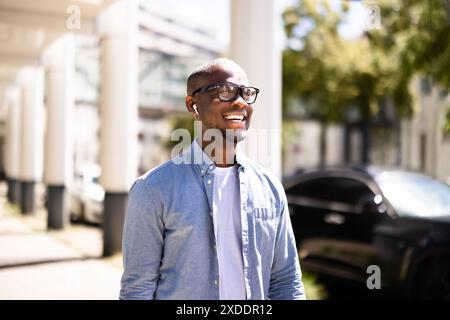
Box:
[287,176,346,243]
[287,175,384,281]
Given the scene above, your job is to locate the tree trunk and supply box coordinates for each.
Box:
[361,119,371,164]
[344,124,351,164]
[319,120,327,167]
[395,119,402,166]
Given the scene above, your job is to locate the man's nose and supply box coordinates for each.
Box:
[232,94,248,109]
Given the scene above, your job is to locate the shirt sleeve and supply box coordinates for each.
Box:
[119,177,165,300]
[268,190,306,300]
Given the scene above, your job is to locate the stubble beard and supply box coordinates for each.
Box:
[202,119,248,145]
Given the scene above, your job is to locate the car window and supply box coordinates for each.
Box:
[375,172,450,218]
[288,176,374,206]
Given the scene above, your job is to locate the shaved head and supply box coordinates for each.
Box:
[186,58,247,95]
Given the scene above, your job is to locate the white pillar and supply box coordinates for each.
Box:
[230,0,283,178]
[43,34,75,229]
[4,86,22,204]
[99,0,139,256]
[17,66,45,214]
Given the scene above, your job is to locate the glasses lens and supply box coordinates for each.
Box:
[242,87,257,103]
[218,84,238,101]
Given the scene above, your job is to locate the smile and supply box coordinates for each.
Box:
[223,113,246,122]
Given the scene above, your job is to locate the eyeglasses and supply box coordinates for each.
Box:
[191,83,260,104]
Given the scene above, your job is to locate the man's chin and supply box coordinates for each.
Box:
[225,128,247,143]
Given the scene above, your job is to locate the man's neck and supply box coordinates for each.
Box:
[201,138,237,168]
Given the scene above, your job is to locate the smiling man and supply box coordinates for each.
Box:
[120,58,306,300]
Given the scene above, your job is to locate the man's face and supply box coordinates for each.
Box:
[191,65,254,141]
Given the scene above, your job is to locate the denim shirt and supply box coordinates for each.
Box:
[120,141,306,300]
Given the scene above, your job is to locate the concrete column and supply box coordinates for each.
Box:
[3,86,22,204]
[43,34,75,230]
[99,0,139,256]
[17,67,45,214]
[230,0,283,178]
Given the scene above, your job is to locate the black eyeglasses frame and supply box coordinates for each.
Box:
[190,83,260,104]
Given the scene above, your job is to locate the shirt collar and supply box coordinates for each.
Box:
[184,138,249,176]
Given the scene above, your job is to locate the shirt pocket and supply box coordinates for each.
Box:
[251,207,280,220]
[247,207,280,252]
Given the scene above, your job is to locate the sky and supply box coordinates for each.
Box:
[149,0,368,49]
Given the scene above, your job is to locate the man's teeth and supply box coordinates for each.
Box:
[224,115,244,120]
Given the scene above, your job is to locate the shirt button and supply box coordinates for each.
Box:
[200,170,204,174]
[214,280,218,286]
[207,180,212,185]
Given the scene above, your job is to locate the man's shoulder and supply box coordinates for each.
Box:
[141,158,177,179]
[131,156,185,191]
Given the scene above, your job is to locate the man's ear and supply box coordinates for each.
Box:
[185,95,194,112]
[185,95,198,116]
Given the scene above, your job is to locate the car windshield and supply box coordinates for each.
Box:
[375,171,450,218]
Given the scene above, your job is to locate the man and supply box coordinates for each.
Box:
[120,58,306,300]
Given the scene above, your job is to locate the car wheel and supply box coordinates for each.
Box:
[413,255,450,299]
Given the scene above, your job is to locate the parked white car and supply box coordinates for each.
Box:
[70,163,104,225]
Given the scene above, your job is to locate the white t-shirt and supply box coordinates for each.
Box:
[212,165,246,300]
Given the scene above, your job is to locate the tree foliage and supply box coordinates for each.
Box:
[371,0,450,131]
[282,0,450,131]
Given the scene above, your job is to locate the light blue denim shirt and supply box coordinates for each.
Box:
[120,140,306,300]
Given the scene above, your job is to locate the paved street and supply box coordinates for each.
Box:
[0,182,123,300]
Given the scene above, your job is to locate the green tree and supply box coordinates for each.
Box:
[282,0,450,165]
[369,0,450,131]
[283,0,399,165]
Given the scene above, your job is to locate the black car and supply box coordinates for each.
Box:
[283,166,450,299]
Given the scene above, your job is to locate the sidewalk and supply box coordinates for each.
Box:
[0,182,123,300]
